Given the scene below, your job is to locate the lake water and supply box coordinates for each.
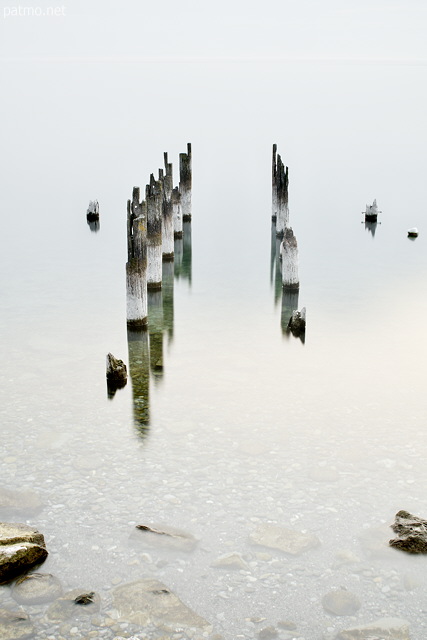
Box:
[1,60,427,639]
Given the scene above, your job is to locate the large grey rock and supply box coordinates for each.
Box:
[249,523,320,556]
[11,573,62,605]
[322,589,361,616]
[46,588,100,622]
[112,579,211,630]
[335,617,410,639]
[131,524,198,552]
[389,510,427,553]
[0,489,43,517]
[0,523,47,584]
[0,609,33,640]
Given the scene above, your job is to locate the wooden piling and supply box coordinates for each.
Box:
[146,175,163,290]
[172,186,182,238]
[275,154,289,237]
[281,227,299,290]
[272,144,277,222]
[162,154,174,260]
[126,196,148,328]
[179,143,192,222]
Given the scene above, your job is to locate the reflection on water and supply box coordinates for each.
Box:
[126,227,192,435]
[127,328,150,435]
[174,221,192,284]
[87,218,100,232]
[280,288,300,336]
[365,220,378,237]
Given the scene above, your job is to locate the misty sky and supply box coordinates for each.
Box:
[1,0,427,62]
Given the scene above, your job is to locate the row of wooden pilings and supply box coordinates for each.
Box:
[271,144,305,338]
[126,143,192,328]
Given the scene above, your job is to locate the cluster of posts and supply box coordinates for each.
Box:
[126,143,192,328]
[271,144,305,339]
[124,144,192,434]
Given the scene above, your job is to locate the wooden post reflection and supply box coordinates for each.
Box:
[127,328,150,436]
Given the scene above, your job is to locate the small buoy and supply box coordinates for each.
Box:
[408,227,418,238]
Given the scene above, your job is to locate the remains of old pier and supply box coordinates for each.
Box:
[122,145,193,428]
[271,144,305,337]
[126,144,192,327]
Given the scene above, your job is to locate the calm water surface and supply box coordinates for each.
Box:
[1,61,427,639]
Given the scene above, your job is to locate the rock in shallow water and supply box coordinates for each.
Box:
[0,608,34,640]
[335,617,410,639]
[112,579,211,630]
[322,589,361,616]
[46,589,100,621]
[389,510,427,553]
[249,523,320,556]
[131,524,198,552]
[11,572,62,605]
[0,523,48,584]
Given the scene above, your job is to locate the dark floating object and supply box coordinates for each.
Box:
[389,510,427,554]
[287,307,306,338]
[74,591,95,605]
[364,199,380,222]
[408,227,418,238]
[106,353,127,398]
[86,200,99,221]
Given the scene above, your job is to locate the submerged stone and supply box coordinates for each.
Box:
[131,524,198,552]
[0,489,43,517]
[0,608,34,640]
[249,523,320,556]
[389,510,427,553]
[211,552,249,570]
[46,589,100,622]
[0,523,48,584]
[335,617,410,639]
[111,579,211,630]
[322,589,361,616]
[11,572,62,605]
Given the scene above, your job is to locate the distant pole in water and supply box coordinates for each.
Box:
[272,144,277,222]
[162,153,174,260]
[179,143,192,222]
[364,199,380,222]
[275,153,289,237]
[146,175,163,290]
[281,227,299,290]
[172,186,182,239]
[126,192,148,328]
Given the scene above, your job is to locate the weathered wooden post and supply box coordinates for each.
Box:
[126,191,148,329]
[281,227,299,290]
[281,290,300,334]
[272,228,283,305]
[272,144,277,222]
[127,328,150,434]
[364,199,380,222]
[162,153,174,260]
[172,186,182,238]
[146,175,163,290]
[179,143,192,222]
[275,154,289,237]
